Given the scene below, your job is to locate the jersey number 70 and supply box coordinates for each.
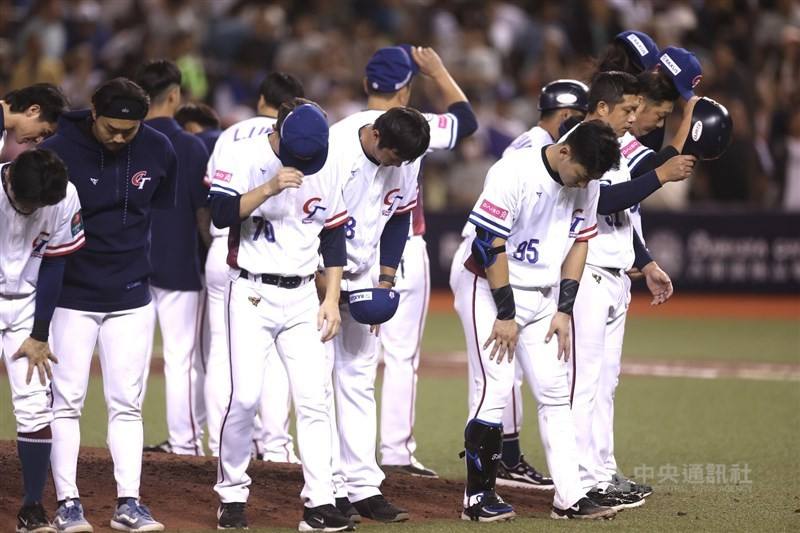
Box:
[252,216,275,242]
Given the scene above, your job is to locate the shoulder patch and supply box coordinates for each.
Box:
[71,211,84,237]
[480,199,508,220]
[621,138,642,158]
[214,170,232,182]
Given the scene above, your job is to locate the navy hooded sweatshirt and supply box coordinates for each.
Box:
[40,109,177,312]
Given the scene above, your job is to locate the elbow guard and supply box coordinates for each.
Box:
[471,228,505,267]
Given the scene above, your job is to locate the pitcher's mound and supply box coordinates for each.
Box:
[0,441,552,530]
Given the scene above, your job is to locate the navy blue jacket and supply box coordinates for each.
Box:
[41,110,177,312]
[197,128,222,154]
[146,117,209,291]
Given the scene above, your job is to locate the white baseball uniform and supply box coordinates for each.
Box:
[375,110,460,467]
[324,109,419,501]
[203,115,299,462]
[450,126,555,440]
[451,146,599,510]
[210,127,347,506]
[571,132,648,491]
[0,166,84,433]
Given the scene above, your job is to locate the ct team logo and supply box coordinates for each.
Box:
[31,231,51,257]
[569,209,585,238]
[131,171,151,190]
[382,188,404,216]
[302,197,327,224]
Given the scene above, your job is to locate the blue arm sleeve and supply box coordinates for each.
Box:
[31,256,66,342]
[209,193,241,229]
[597,172,662,215]
[379,211,411,269]
[632,229,653,271]
[447,101,478,142]
[319,224,346,267]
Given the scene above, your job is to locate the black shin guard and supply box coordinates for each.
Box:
[464,419,503,496]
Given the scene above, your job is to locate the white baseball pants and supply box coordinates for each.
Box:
[376,235,430,466]
[204,236,296,459]
[452,266,585,511]
[571,265,630,491]
[49,303,155,500]
[146,286,203,455]
[1,293,52,433]
[215,277,334,506]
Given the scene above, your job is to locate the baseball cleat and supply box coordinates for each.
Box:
[334,498,361,524]
[16,503,56,533]
[217,502,248,530]
[53,499,93,533]
[383,456,439,478]
[142,441,172,454]
[612,473,654,498]
[352,494,409,523]
[587,485,645,511]
[461,490,516,522]
[298,504,352,531]
[551,497,617,520]
[496,455,554,490]
[109,499,164,532]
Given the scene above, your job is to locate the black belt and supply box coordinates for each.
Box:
[239,269,312,289]
[599,266,621,277]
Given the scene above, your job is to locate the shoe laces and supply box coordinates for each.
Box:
[121,500,154,520]
[60,501,84,522]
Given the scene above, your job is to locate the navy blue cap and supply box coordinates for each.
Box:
[658,46,703,101]
[365,45,420,93]
[348,288,400,325]
[616,31,660,70]
[278,104,329,175]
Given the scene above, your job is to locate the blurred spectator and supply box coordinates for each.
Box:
[0,0,796,210]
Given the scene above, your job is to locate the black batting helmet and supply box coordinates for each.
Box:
[539,79,590,113]
[682,97,733,160]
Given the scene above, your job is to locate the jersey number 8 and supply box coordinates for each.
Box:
[511,238,539,264]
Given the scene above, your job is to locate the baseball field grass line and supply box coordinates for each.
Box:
[421,312,800,364]
[1,374,797,532]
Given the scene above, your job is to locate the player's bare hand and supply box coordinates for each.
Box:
[656,155,697,184]
[642,262,674,305]
[625,267,644,280]
[266,168,304,196]
[410,46,447,78]
[318,298,341,342]
[545,312,572,361]
[12,337,58,385]
[682,95,700,118]
[369,323,381,336]
[483,318,519,364]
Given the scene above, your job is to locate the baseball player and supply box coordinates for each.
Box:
[493,79,589,491]
[203,72,304,463]
[571,55,703,506]
[361,45,478,478]
[1,83,66,156]
[41,78,176,533]
[134,60,211,456]
[321,106,430,523]
[2,149,83,533]
[451,120,621,521]
[209,99,351,531]
[174,102,222,154]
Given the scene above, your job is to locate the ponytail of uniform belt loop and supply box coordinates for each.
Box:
[558,278,580,315]
[491,284,516,320]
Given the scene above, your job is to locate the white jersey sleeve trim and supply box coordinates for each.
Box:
[468,211,512,239]
[44,234,86,257]
[210,183,240,197]
[324,209,349,228]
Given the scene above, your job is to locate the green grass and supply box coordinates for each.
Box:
[2,373,798,531]
[422,312,800,364]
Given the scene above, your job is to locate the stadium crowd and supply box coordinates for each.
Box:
[0,0,798,209]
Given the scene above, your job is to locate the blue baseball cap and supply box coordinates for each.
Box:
[348,288,400,325]
[365,45,420,93]
[615,31,660,71]
[278,103,329,175]
[658,46,703,101]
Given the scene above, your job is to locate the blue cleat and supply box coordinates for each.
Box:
[109,499,164,532]
[53,499,93,533]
